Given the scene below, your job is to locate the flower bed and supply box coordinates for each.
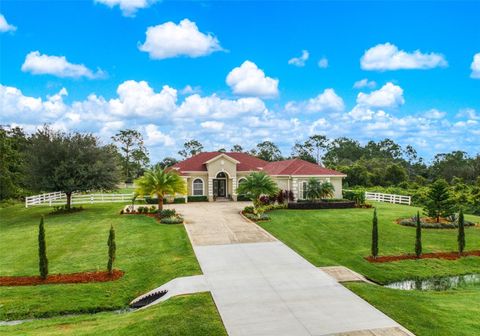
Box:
[0,270,124,286]
[397,217,476,229]
[121,207,184,224]
[365,250,480,263]
[288,200,355,209]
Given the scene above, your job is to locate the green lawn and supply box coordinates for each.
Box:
[258,202,480,336]
[0,293,226,336]
[0,203,201,320]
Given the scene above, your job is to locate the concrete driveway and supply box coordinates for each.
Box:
[173,202,413,336]
[175,202,275,246]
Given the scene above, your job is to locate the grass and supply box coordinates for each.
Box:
[0,293,227,336]
[258,202,480,336]
[259,202,480,283]
[0,203,201,320]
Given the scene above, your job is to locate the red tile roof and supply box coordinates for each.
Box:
[173,152,345,176]
[172,152,268,172]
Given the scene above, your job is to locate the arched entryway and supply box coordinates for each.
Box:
[213,172,228,198]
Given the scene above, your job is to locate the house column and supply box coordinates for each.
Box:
[208,177,214,202]
[292,178,299,201]
[183,177,188,203]
[231,176,237,201]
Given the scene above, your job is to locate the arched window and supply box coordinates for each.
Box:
[216,172,227,178]
[238,178,247,185]
[193,178,204,196]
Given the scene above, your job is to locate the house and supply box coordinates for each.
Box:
[171,151,346,202]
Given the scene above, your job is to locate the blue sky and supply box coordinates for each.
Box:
[1,0,479,163]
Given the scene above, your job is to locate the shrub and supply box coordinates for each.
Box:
[244,213,270,221]
[38,216,48,279]
[160,216,184,224]
[259,195,273,205]
[458,208,465,254]
[172,197,186,204]
[187,196,208,202]
[371,208,378,258]
[107,225,116,275]
[237,194,251,201]
[415,211,422,258]
[157,209,176,218]
[243,206,255,214]
[149,206,157,214]
[276,190,285,204]
[342,190,365,206]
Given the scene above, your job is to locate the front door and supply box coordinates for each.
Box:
[213,179,226,197]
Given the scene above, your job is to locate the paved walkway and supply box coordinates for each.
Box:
[172,202,413,336]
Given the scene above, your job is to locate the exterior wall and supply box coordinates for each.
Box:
[330,177,343,199]
[205,156,238,201]
[293,176,344,200]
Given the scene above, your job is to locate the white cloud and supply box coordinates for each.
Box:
[288,50,309,67]
[456,108,479,120]
[201,121,224,131]
[286,89,344,114]
[180,85,201,95]
[361,43,448,71]
[356,82,404,108]
[470,53,480,79]
[144,124,175,146]
[21,51,105,79]
[176,94,266,119]
[226,60,279,98]
[110,80,178,117]
[139,19,223,60]
[318,57,328,68]
[353,78,376,89]
[423,108,446,119]
[0,14,16,33]
[94,0,159,17]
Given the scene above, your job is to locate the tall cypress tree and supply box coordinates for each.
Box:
[371,208,378,258]
[107,225,116,275]
[415,211,422,258]
[458,208,465,255]
[38,216,48,279]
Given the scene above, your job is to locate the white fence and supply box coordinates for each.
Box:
[25,192,136,207]
[365,192,411,205]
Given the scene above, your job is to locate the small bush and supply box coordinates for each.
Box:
[157,209,177,218]
[172,197,186,204]
[243,206,255,214]
[187,196,208,202]
[50,205,84,215]
[160,216,184,224]
[342,190,365,206]
[237,194,251,201]
[149,206,157,214]
[244,213,270,221]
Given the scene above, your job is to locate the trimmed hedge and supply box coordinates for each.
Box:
[145,197,186,204]
[288,201,355,209]
[187,196,208,202]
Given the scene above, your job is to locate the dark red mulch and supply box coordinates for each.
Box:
[365,250,480,263]
[0,269,124,286]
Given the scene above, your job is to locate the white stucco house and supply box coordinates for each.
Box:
[171,152,346,201]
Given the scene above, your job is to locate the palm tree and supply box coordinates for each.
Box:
[134,167,187,210]
[306,178,322,202]
[236,172,278,209]
[319,181,335,199]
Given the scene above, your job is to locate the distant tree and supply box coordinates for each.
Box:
[230,144,244,152]
[28,126,121,209]
[134,166,187,210]
[107,225,116,275]
[458,208,465,255]
[112,129,149,182]
[38,216,48,279]
[423,179,455,223]
[236,172,279,210]
[371,208,378,258]
[217,148,226,153]
[323,137,363,167]
[157,157,178,169]
[178,140,203,158]
[415,211,422,258]
[384,164,408,185]
[306,135,328,165]
[252,141,283,162]
[291,142,316,163]
[0,126,28,200]
[339,164,370,187]
[430,151,476,183]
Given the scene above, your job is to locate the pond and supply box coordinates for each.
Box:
[386,274,480,291]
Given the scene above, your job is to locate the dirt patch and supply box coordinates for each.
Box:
[0,270,124,286]
[366,250,480,263]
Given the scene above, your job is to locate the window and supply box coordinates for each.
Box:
[216,172,227,178]
[302,181,308,200]
[238,178,247,185]
[193,179,203,196]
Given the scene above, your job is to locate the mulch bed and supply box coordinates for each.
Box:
[366,250,480,263]
[0,269,124,286]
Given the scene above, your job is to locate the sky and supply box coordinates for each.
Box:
[1,0,479,163]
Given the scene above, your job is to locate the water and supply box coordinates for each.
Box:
[386,274,480,291]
